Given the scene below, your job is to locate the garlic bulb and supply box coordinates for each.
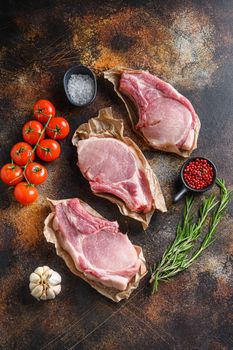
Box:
[29,266,61,300]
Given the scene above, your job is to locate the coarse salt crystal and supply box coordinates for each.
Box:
[67,74,95,105]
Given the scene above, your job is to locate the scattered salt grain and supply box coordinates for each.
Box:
[67,74,95,105]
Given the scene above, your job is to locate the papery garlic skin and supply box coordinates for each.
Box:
[29,266,61,300]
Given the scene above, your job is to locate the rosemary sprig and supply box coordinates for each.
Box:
[150,178,232,294]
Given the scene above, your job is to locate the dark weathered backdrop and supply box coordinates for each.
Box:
[0,1,232,349]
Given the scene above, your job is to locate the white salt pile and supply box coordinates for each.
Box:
[67,74,95,105]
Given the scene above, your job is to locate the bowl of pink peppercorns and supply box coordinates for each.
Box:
[174,157,217,203]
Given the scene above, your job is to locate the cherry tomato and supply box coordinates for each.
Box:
[46,117,70,140]
[10,142,35,166]
[22,120,45,145]
[0,163,24,185]
[36,139,61,162]
[14,182,38,205]
[25,162,47,185]
[33,99,55,123]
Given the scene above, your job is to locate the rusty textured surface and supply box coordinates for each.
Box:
[0,1,233,349]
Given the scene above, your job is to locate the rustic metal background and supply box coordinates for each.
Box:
[0,1,232,349]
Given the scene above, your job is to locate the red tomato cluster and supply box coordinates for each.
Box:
[0,99,70,205]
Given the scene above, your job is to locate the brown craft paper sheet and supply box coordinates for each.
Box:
[104,68,201,158]
[44,198,147,302]
[72,107,167,230]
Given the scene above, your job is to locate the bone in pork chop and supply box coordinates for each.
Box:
[72,107,166,229]
[104,69,200,157]
[77,137,153,213]
[51,198,143,291]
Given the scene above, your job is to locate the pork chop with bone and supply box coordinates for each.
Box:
[72,107,166,229]
[104,69,201,157]
[77,137,153,213]
[48,198,144,291]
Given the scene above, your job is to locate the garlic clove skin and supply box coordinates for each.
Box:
[52,284,61,295]
[34,266,44,276]
[40,289,54,300]
[31,284,44,300]
[49,271,62,286]
[29,266,61,301]
[29,273,41,283]
[46,287,56,300]
[29,282,39,290]
[42,266,50,272]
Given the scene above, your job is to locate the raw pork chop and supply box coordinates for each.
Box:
[77,137,153,213]
[72,107,166,229]
[52,198,142,291]
[104,69,200,157]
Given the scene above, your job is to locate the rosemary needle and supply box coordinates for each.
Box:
[150,178,232,294]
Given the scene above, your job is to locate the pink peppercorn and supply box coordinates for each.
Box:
[183,158,214,190]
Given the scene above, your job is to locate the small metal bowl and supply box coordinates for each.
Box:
[173,156,217,203]
[63,65,97,107]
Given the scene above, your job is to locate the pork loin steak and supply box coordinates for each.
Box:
[119,70,200,155]
[53,198,142,291]
[77,137,153,213]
